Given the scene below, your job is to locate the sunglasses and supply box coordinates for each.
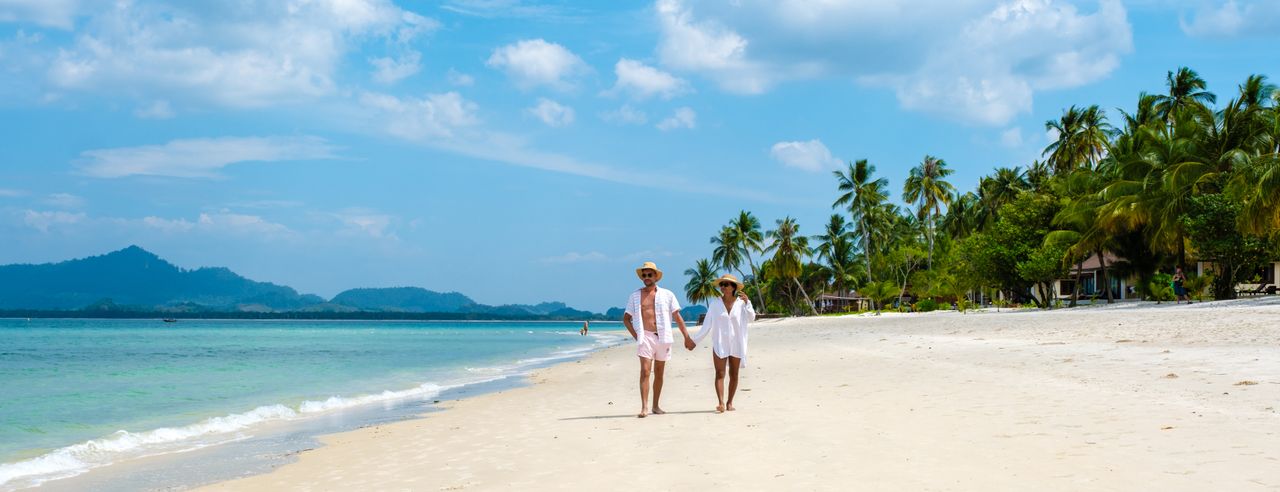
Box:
[641,272,656,279]
[718,283,735,288]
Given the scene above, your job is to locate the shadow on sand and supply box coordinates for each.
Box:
[558,410,718,421]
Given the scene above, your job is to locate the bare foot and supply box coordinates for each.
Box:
[637,409,648,418]
[726,403,736,411]
[715,405,725,413]
[651,407,666,415]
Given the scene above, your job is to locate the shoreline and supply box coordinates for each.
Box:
[0,327,629,492]
[201,298,1279,491]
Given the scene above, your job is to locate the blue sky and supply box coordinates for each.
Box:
[1,0,1277,312]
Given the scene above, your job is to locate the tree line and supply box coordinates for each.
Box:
[685,67,1280,314]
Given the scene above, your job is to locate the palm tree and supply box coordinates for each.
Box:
[728,211,767,308]
[683,259,719,307]
[902,155,955,269]
[833,160,889,283]
[711,226,746,282]
[1045,105,1113,174]
[813,214,858,296]
[765,217,818,315]
[1045,105,1085,174]
[1154,66,1217,125]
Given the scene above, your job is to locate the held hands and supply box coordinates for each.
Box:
[684,338,696,351]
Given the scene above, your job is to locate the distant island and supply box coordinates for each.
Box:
[0,246,622,321]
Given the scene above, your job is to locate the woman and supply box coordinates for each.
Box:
[1172,266,1189,304]
[690,274,755,413]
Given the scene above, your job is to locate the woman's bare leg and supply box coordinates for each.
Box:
[726,356,742,411]
[713,353,727,413]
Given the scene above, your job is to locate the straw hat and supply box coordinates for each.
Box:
[711,273,743,289]
[635,261,664,282]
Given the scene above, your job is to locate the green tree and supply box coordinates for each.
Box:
[683,259,719,307]
[902,155,955,269]
[813,214,859,296]
[1182,194,1274,299]
[833,159,889,282]
[765,217,819,315]
[728,211,768,309]
[1155,66,1217,125]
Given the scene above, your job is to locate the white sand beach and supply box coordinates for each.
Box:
[203,298,1280,491]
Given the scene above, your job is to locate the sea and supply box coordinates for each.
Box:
[0,318,625,491]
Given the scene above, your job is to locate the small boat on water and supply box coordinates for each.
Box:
[162,318,178,323]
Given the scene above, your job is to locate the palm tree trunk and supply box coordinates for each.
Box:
[1097,249,1113,304]
[861,218,872,282]
[926,220,934,271]
[1177,233,1186,270]
[793,277,818,316]
[743,252,766,312]
[1069,258,1083,307]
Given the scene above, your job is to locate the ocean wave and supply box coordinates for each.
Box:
[0,335,624,491]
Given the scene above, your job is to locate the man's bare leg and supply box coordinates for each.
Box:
[651,360,666,415]
[713,354,727,413]
[725,356,741,411]
[638,357,652,418]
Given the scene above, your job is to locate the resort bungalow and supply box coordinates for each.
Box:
[1033,252,1134,303]
[814,293,872,313]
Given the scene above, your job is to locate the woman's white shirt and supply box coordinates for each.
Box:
[691,297,755,361]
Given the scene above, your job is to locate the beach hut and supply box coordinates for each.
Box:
[1035,252,1133,303]
[814,293,871,313]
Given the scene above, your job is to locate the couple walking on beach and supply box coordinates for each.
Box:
[622,261,755,418]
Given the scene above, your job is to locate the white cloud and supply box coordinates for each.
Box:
[652,0,1131,125]
[43,192,85,209]
[370,52,422,84]
[527,98,575,127]
[130,212,292,238]
[23,209,85,232]
[331,208,395,238]
[606,58,690,100]
[197,212,294,237]
[0,0,82,29]
[44,0,438,107]
[359,91,480,140]
[133,100,174,119]
[0,188,27,198]
[769,139,840,172]
[656,106,696,131]
[601,104,648,125]
[486,38,587,90]
[655,0,775,94]
[1001,127,1024,148]
[1181,1,1280,38]
[441,0,569,19]
[446,68,475,86]
[140,215,195,233]
[78,136,339,179]
[540,251,608,264]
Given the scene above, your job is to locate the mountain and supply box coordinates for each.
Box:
[330,287,477,313]
[681,304,708,322]
[0,247,607,319]
[0,246,320,311]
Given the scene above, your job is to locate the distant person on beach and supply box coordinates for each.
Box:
[580,321,589,336]
[1173,266,1189,304]
[622,261,694,418]
[689,274,754,413]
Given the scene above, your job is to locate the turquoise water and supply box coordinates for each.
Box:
[0,319,620,489]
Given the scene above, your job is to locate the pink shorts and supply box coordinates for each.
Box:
[637,331,672,361]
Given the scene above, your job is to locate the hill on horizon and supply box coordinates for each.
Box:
[0,246,603,318]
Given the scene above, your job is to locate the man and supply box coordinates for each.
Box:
[622,261,694,418]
